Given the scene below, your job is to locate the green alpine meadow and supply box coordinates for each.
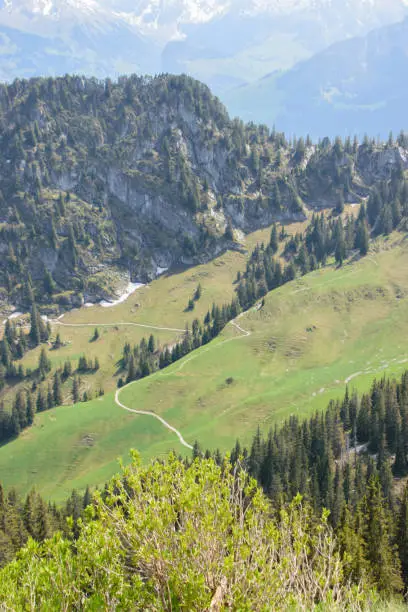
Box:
[2,4,408,605]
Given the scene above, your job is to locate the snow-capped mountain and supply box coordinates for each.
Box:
[0,0,407,96]
[159,0,408,93]
[0,0,159,81]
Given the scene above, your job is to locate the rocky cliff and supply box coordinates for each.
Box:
[0,74,406,311]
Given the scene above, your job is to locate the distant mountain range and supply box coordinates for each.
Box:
[223,16,408,138]
[0,0,406,86]
[0,1,408,137]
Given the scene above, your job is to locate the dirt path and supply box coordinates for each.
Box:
[51,320,186,333]
[113,314,253,451]
[114,387,194,450]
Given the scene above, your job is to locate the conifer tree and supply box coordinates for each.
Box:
[14,391,26,430]
[356,221,369,256]
[26,392,35,426]
[29,304,40,346]
[83,486,92,509]
[63,360,72,380]
[338,505,368,583]
[398,482,408,588]
[194,283,202,301]
[36,388,46,413]
[269,224,278,254]
[361,477,403,594]
[335,221,346,266]
[148,334,155,353]
[54,333,62,349]
[72,377,80,404]
[47,384,53,410]
[126,355,136,383]
[53,372,63,407]
[34,499,50,542]
[332,464,345,528]
[38,348,51,378]
[43,269,55,295]
[0,338,11,369]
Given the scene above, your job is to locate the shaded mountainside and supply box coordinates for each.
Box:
[223,17,408,139]
[0,73,408,311]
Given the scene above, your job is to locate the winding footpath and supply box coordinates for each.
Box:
[113,315,253,451]
[114,386,194,450]
[48,313,253,451]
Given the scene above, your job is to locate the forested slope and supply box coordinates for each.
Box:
[0,74,407,312]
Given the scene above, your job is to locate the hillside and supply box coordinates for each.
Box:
[5,227,408,500]
[223,17,408,138]
[0,73,297,311]
[1,73,407,314]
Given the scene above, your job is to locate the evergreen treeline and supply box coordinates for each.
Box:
[0,483,92,568]
[0,348,102,445]
[6,371,408,601]
[119,299,242,387]
[118,201,394,391]
[0,298,51,388]
[0,454,387,609]
[194,371,408,595]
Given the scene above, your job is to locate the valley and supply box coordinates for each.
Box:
[2,0,408,599]
[3,219,408,501]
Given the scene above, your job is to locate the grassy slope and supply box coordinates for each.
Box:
[118,235,408,450]
[1,220,288,411]
[7,214,404,502]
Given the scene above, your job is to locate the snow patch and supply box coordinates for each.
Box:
[100,282,144,308]
[156,266,168,276]
[8,311,23,320]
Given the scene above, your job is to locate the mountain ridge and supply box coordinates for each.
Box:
[223,16,408,138]
[0,0,407,92]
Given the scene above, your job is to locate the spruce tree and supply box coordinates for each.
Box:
[26,392,35,426]
[361,477,403,594]
[148,334,155,353]
[38,348,51,378]
[29,304,40,346]
[335,221,346,266]
[398,483,408,588]
[43,269,55,295]
[338,505,368,583]
[194,283,202,301]
[269,224,278,254]
[332,464,345,528]
[53,372,63,407]
[72,377,80,404]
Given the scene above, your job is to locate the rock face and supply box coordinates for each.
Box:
[0,73,405,310]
